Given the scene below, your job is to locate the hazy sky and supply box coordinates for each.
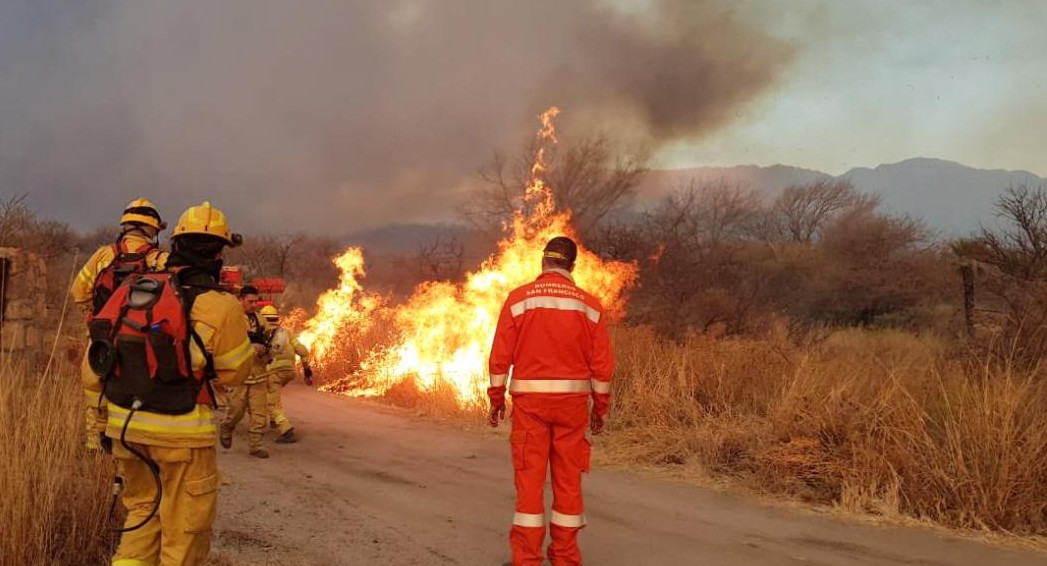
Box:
[1,0,1044,233]
[660,0,1047,175]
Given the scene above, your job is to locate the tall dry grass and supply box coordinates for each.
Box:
[608,326,1047,535]
[303,309,1047,535]
[0,354,115,565]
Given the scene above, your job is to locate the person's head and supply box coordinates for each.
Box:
[260,305,280,326]
[120,198,166,240]
[167,201,243,279]
[239,285,260,314]
[542,236,578,273]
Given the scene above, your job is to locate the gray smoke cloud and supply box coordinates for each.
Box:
[0,0,792,234]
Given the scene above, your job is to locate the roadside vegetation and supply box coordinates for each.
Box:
[314,139,1047,538]
[609,326,1047,534]
[0,355,115,564]
[4,140,1047,557]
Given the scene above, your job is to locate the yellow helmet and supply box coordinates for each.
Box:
[260,305,279,319]
[171,201,242,246]
[120,197,166,231]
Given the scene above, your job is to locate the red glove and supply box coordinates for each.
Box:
[592,393,610,419]
[488,386,506,427]
[590,410,605,435]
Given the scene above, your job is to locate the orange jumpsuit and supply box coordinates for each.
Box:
[488,268,614,566]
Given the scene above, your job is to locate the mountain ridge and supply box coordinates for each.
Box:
[636,157,1047,235]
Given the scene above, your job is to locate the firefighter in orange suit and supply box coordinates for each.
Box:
[488,236,614,566]
[84,201,253,566]
[71,198,169,450]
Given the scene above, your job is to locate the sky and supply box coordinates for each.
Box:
[660,0,1047,175]
[1,0,1044,233]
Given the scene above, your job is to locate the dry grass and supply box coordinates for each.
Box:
[297,307,1047,537]
[607,326,1047,535]
[0,353,115,565]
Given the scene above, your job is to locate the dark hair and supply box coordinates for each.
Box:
[543,236,578,269]
[239,285,260,297]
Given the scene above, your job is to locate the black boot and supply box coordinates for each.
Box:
[275,428,297,444]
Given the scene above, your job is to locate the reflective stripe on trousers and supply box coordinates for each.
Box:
[513,512,545,528]
[509,395,590,566]
[550,510,586,528]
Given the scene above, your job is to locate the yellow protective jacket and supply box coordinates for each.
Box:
[268,328,311,373]
[70,233,169,313]
[75,233,169,444]
[245,312,274,384]
[85,288,253,448]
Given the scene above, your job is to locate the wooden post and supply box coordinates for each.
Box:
[960,262,975,339]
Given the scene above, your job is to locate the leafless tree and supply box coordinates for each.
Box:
[463,135,648,239]
[976,184,1047,280]
[0,195,34,247]
[769,179,874,244]
[947,185,1047,364]
[660,180,762,246]
[78,225,120,251]
[227,233,304,279]
[416,235,465,281]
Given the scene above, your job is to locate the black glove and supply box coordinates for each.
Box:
[100,434,113,455]
[303,365,314,385]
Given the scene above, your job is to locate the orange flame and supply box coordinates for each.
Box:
[301,107,637,407]
[298,247,384,359]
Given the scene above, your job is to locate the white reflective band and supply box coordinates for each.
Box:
[509,296,601,324]
[510,379,591,394]
[513,512,546,528]
[490,373,509,388]
[550,510,586,528]
[591,380,611,395]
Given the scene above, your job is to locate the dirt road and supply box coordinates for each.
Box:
[210,384,1046,566]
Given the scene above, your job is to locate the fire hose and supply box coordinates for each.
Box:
[108,399,163,533]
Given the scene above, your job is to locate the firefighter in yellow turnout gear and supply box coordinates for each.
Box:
[84,201,252,566]
[260,305,313,444]
[220,285,275,458]
[72,198,169,450]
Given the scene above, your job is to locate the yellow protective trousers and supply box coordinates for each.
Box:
[221,383,268,452]
[266,370,295,435]
[111,443,218,566]
[81,347,107,450]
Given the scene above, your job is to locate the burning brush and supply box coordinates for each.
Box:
[299,108,637,408]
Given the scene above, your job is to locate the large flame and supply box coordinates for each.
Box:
[300,108,637,407]
[297,248,384,359]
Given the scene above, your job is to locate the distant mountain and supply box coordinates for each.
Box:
[841,158,1044,236]
[637,164,830,203]
[637,158,1047,235]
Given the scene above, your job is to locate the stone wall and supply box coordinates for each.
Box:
[0,247,48,355]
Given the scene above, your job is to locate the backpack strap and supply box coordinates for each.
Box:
[170,268,219,406]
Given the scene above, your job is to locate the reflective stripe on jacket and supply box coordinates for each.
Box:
[488,269,614,413]
[245,313,272,384]
[267,328,310,371]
